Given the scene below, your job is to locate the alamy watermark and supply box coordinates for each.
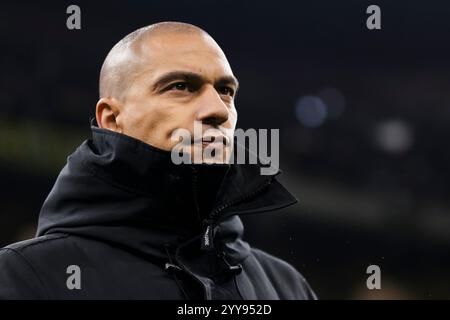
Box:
[366,264,381,290]
[366,5,381,30]
[66,265,81,290]
[170,121,279,175]
[66,5,81,30]
[65,5,380,31]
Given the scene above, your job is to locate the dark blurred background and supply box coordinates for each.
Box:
[1,0,449,299]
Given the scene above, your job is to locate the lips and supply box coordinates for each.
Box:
[193,135,229,147]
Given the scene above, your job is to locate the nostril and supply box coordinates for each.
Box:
[202,115,228,127]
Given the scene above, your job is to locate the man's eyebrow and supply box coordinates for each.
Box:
[216,75,239,92]
[152,71,202,91]
[152,71,239,91]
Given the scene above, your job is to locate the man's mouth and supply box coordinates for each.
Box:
[193,135,229,147]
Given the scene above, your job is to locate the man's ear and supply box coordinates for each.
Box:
[95,98,123,133]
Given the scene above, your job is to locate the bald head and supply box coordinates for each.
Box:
[99,22,212,100]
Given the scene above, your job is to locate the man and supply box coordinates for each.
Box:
[0,22,316,299]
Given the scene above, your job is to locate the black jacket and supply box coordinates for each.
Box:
[0,126,316,300]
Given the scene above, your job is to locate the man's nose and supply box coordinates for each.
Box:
[195,85,229,126]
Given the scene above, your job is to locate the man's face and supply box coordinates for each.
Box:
[115,32,238,163]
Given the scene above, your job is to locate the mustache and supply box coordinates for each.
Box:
[192,134,230,146]
[190,127,232,146]
[170,125,234,147]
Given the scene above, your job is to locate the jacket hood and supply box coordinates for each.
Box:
[37,126,298,264]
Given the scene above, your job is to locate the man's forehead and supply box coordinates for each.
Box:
[152,56,232,77]
[141,31,222,53]
[141,32,228,62]
[135,42,234,82]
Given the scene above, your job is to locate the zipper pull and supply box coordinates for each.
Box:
[164,262,183,273]
[201,220,214,251]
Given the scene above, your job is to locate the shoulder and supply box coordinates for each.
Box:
[250,247,318,300]
[3,233,69,253]
[0,234,70,299]
[2,233,72,265]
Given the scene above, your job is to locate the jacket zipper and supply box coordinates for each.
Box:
[173,171,280,299]
[174,236,214,300]
[191,167,201,222]
[200,177,273,251]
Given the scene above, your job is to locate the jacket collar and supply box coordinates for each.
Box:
[37,126,298,262]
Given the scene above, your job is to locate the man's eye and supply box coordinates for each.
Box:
[218,86,234,96]
[168,82,188,91]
